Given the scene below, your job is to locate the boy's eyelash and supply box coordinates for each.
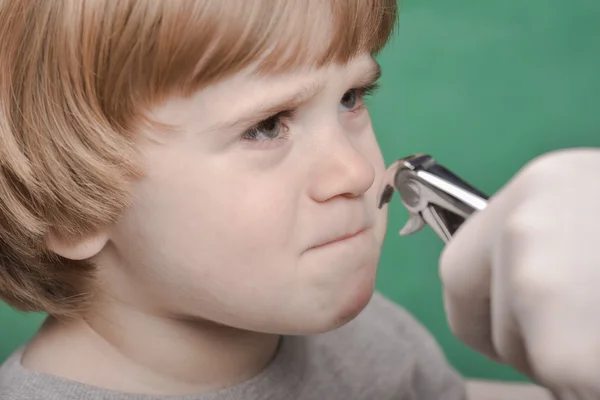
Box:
[240,109,295,144]
[356,82,380,98]
[250,109,297,132]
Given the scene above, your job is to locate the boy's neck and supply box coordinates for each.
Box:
[21,304,281,396]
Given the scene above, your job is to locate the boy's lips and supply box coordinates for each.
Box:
[308,226,370,250]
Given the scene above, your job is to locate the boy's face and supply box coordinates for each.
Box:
[97,52,388,334]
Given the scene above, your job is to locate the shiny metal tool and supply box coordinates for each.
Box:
[378,154,489,243]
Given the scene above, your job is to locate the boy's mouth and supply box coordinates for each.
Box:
[308,227,369,250]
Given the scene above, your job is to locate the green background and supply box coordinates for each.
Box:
[2,0,600,383]
[372,0,600,382]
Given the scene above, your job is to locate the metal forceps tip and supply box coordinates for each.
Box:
[378,154,489,243]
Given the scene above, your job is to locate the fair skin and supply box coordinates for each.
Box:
[27,53,388,395]
[26,52,553,398]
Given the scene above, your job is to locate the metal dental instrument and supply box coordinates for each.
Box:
[378,154,489,243]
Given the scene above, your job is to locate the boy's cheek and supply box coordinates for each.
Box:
[373,204,389,245]
[367,140,389,244]
[107,207,383,334]
[101,137,388,333]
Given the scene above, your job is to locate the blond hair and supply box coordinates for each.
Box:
[0,0,397,317]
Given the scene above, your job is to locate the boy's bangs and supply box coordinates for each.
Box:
[124,0,398,102]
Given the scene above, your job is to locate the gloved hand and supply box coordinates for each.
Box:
[439,148,600,400]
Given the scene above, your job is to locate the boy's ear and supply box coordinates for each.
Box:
[45,230,110,261]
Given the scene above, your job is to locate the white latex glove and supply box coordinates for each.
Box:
[439,148,600,400]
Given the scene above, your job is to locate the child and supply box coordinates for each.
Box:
[0,1,546,399]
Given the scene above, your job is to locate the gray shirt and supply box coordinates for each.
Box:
[0,292,466,399]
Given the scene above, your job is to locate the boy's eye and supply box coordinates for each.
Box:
[341,89,358,110]
[339,83,379,112]
[242,113,289,142]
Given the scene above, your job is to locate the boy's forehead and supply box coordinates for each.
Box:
[209,53,377,98]
[152,53,379,129]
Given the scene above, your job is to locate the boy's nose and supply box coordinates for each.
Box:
[307,136,375,202]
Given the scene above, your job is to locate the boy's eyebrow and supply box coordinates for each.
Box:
[218,60,382,131]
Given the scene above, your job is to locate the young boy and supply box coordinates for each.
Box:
[0,1,550,399]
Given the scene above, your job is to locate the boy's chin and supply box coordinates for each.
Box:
[295,270,377,335]
[322,286,375,332]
